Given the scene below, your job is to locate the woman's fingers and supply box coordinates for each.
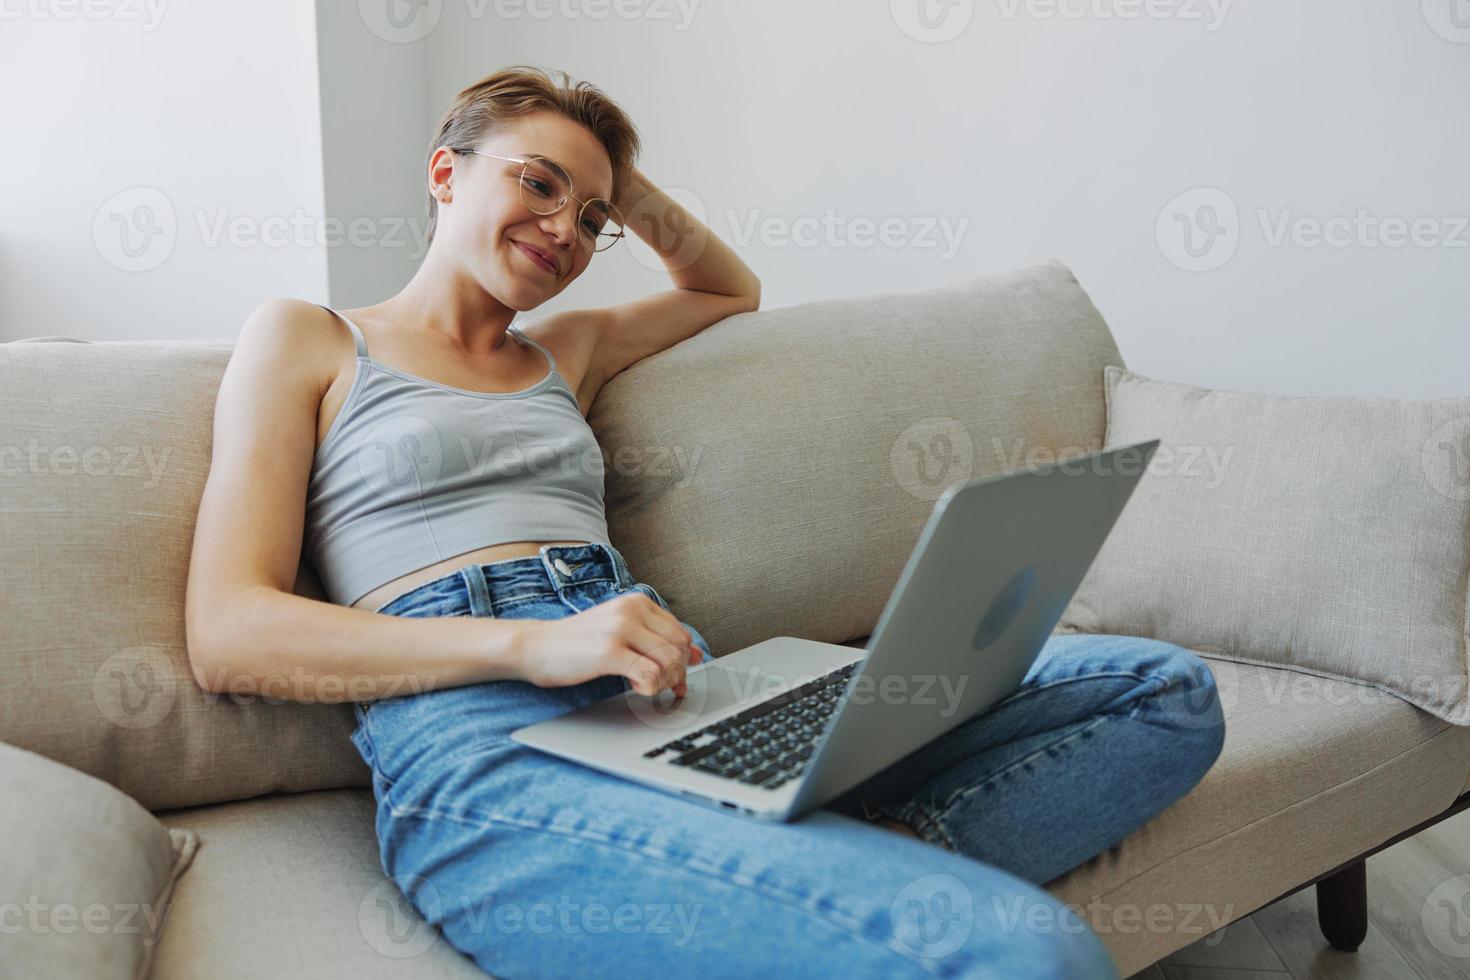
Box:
[625,592,695,654]
[601,591,702,697]
[607,647,668,697]
[624,593,697,665]
[623,628,687,692]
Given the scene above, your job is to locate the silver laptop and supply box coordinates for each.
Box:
[512,439,1160,821]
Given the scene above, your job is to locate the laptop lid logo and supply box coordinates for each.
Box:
[972,565,1036,651]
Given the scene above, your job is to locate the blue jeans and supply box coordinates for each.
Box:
[350,542,1224,979]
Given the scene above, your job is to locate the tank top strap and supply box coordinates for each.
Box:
[509,323,558,375]
[318,305,369,358]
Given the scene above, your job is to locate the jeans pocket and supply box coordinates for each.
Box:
[350,704,387,789]
[626,581,672,611]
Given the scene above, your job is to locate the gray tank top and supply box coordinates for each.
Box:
[303,306,610,607]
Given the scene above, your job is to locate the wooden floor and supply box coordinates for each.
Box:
[1124,809,1470,979]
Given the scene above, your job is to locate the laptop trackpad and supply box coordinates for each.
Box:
[604,662,774,732]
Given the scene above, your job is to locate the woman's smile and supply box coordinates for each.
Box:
[512,239,560,276]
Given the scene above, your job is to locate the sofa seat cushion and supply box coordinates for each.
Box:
[151,789,489,980]
[1045,655,1470,976]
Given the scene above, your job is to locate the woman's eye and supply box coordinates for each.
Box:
[523,177,554,198]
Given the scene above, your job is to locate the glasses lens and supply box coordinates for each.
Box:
[579,199,626,252]
[518,156,572,215]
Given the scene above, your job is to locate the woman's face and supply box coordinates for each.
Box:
[432,111,616,311]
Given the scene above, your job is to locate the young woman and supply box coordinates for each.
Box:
[185,65,1224,979]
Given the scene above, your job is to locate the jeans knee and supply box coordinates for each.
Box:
[891,871,1117,979]
[968,889,1117,979]
[1144,646,1226,769]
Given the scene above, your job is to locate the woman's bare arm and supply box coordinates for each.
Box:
[183,298,534,704]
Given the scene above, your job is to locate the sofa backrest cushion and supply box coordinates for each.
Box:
[0,260,1122,809]
[0,341,370,810]
[1059,365,1470,724]
[591,260,1124,657]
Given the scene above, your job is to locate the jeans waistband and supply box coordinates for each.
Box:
[373,542,636,616]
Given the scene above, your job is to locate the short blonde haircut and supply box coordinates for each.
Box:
[423,64,641,247]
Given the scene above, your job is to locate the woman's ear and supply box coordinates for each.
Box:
[428,146,456,205]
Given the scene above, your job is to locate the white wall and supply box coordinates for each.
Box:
[417,0,1469,398]
[5,1,1466,398]
[0,0,328,342]
[314,0,430,311]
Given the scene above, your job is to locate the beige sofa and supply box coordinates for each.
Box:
[4,261,1468,979]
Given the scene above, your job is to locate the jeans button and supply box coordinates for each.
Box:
[553,558,573,576]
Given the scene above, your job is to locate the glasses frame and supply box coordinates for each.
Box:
[450,148,626,253]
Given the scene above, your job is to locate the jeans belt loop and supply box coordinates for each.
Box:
[600,542,634,590]
[459,563,495,618]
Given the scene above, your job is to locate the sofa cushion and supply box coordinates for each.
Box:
[0,740,198,980]
[150,788,490,980]
[1059,365,1470,725]
[592,260,1124,657]
[1045,655,1470,975]
[0,339,371,810]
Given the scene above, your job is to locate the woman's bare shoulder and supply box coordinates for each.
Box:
[232,298,354,394]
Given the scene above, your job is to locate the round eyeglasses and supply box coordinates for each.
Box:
[450,148,626,253]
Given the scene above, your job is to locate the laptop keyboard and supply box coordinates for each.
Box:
[641,661,859,790]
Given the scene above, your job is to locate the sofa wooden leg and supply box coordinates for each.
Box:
[1316,860,1367,952]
